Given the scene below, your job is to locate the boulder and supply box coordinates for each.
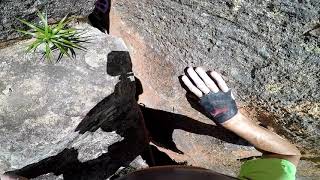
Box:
[0,23,148,179]
[0,0,95,42]
[111,0,320,178]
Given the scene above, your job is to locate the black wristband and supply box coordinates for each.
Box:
[199,90,238,124]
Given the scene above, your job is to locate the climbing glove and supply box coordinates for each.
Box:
[181,67,238,124]
[199,90,238,124]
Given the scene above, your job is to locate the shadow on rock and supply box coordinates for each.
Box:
[7,51,149,180]
[140,104,250,155]
[6,52,248,180]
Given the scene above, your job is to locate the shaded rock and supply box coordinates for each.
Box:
[30,156,148,180]
[111,0,320,178]
[0,0,95,42]
[0,23,148,179]
[107,156,148,180]
[32,174,63,180]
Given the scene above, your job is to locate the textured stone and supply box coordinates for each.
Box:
[32,174,63,180]
[0,23,148,179]
[0,0,95,42]
[111,0,320,178]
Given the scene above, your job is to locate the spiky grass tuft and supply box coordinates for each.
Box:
[17,11,89,62]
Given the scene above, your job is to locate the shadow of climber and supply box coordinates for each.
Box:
[7,51,149,180]
[6,52,249,180]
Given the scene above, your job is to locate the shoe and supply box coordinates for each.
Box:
[88,11,107,33]
[88,0,110,33]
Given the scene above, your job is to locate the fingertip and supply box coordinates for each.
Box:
[195,66,204,72]
[187,66,194,73]
[181,75,203,98]
[210,71,219,77]
[181,75,189,87]
[210,71,221,82]
[210,71,229,92]
[181,75,188,82]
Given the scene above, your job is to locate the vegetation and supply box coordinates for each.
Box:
[17,11,89,62]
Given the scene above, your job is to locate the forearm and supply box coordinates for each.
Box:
[222,113,301,157]
[181,67,301,166]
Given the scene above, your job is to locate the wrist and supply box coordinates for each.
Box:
[220,112,248,129]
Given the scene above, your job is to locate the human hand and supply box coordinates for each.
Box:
[181,67,238,124]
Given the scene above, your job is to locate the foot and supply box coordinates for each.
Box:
[88,11,107,33]
[88,0,110,33]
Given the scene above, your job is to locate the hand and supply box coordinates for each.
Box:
[181,67,238,123]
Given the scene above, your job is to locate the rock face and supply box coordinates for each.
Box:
[0,24,148,179]
[111,0,320,178]
[0,0,95,42]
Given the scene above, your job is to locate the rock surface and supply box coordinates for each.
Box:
[0,23,148,179]
[0,0,95,42]
[110,0,320,178]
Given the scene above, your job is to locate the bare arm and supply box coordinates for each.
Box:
[181,67,300,166]
[222,113,301,165]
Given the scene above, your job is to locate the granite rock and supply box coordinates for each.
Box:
[112,0,320,178]
[0,0,95,42]
[0,23,148,179]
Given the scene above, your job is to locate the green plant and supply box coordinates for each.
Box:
[17,11,89,62]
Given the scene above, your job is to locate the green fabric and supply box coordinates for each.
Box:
[238,158,296,180]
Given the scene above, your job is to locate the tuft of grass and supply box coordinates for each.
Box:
[16,11,89,62]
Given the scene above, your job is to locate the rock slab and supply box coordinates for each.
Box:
[0,23,148,179]
[113,0,320,178]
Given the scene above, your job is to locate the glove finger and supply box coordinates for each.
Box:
[187,67,210,94]
[195,67,220,93]
[210,71,229,92]
[182,75,203,97]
